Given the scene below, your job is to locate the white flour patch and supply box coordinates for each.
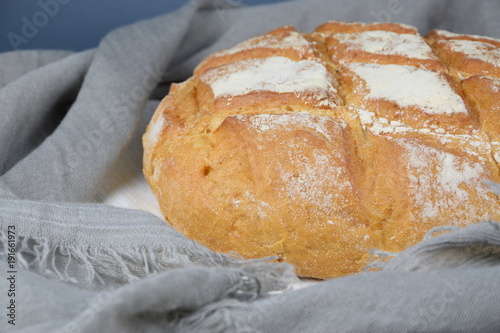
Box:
[348,63,468,114]
[447,40,500,67]
[333,30,436,60]
[397,138,487,220]
[216,31,313,57]
[201,56,337,104]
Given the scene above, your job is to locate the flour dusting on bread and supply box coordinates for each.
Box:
[333,31,437,59]
[216,30,314,58]
[348,63,467,114]
[202,56,337,103]
[447,40,500,66]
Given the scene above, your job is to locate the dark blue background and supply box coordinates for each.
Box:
[0,0,289,52]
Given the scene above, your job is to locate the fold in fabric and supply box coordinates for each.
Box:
[0,51,93,175]
[1,0,500,332]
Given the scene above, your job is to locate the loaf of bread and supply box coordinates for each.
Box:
[143,21,500,279]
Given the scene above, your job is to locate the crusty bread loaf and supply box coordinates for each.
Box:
[143,21,500,279]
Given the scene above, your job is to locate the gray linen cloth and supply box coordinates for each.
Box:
[1,0,500,332]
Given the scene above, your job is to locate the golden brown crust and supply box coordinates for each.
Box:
[143,21,500,279]
[461,76,500,142]
[425,29,500,48]
[425,30,500,79]
[314,21,419,35]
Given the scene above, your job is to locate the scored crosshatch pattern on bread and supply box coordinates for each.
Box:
[143,21,500,279]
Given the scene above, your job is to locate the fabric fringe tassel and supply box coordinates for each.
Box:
[0,229,297,293]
